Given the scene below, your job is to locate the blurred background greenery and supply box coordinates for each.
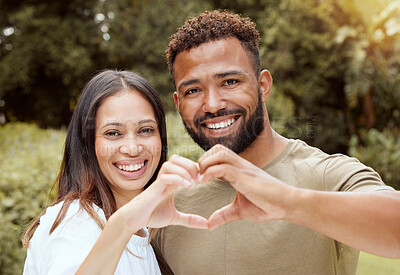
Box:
[1,0,399,273]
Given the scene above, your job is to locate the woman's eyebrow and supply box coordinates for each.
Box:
[100,122,123,129]
[100,119,156,129]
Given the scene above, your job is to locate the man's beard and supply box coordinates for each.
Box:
[182,91,265,154]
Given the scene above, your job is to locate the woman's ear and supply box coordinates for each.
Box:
[258,70,273,103]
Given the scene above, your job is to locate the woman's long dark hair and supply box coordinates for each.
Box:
[23,70,167,246]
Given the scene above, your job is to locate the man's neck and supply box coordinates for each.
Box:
[239,125,288,168]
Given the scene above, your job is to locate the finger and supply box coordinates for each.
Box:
[171,211,209,229]
[198,145,244,175]
[199,164,246,191]
[198,163,230,184]
[153,174,195,193]
[159,161,195,183]
[198,144,229,163]
[168,154,200,180]
[208,203,242,231]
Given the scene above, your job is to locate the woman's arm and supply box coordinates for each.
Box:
[76,155,208,274]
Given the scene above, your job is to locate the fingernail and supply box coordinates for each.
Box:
[183,179,195,188]
[183,179,192,187]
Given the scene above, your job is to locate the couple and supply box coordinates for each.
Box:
[23,10,400,275]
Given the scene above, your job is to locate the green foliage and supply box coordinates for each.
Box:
[0,0,100,126]
[1,0,400,157]
[349,128,400,189]
[0,123,65,274]
[212,0,400,154]
[0,0,210,126]
[98,0,211,111]
[166,111,204,161]
[358,252,400,274]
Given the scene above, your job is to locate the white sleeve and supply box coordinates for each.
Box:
[23,201,104,275]
[45,234,97,274]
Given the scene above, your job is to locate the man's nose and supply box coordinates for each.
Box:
[202,88,227,114]
[119,138,143,156]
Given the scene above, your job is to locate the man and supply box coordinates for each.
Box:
[152,10,400,274]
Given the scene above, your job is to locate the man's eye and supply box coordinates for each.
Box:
[224,79,238,86]
[104,131,121,137]
[185,88,199,95]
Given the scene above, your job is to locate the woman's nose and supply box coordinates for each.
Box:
[119,138,143,156]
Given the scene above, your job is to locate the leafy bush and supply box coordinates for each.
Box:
[0,123,65,274]
[166,111,204,161]
[349,128,400,190]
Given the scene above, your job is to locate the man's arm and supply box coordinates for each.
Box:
[200,145,400,258]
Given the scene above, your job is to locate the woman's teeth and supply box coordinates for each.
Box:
[117,162,145,172]
[206,118,236,129]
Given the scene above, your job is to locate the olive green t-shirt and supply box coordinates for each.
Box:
[153,139,393,275]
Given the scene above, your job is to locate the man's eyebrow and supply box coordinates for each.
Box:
[177,79,200,92]
[215,70,245,78]
[177,71,245,91]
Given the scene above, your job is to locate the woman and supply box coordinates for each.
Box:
[22,70,207,274]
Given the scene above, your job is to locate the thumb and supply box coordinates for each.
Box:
[172,211,209,229]
[208,203,241,231]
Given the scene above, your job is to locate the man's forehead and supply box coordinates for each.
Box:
[173,39,251,75]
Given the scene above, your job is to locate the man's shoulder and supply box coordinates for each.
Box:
[270,139,331,166]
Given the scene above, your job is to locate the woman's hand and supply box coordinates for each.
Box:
[119,155,208,233]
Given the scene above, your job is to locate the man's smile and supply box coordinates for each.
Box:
[201,114,240,130]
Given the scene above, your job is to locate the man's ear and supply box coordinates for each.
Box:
[173,91,179,111]
[258,70,273,103]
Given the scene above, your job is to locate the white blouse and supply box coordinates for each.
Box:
[23,200,161,275]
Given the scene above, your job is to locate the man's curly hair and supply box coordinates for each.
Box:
[166,10,261,76]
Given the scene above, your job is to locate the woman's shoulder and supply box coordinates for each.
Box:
[35,200,106,239]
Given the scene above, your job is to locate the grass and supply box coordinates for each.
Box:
[357,252,400,274]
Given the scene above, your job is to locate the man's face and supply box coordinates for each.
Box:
[173,38,266,154]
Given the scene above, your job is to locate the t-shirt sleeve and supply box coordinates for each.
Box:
[44,234,96,274]
[44,207,103,274]
[323,154,395,192]
[25,202,104,275]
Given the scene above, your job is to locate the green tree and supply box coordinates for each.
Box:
[212,0,400,155]
[0,0,211,126]
[0,0,101,127]
[334,0,400,133]
[98,0,211,110]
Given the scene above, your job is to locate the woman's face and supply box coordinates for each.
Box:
[95,89,162,207]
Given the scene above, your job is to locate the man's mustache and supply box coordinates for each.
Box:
[194,108,246,127]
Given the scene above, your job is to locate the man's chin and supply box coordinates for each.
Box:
[192,132,239,152]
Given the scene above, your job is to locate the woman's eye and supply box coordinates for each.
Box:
[104,131,121,138]
[224,79,238,86]
[140,127,155,134]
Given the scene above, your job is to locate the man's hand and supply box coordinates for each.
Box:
[198,144,297,230]
[198,145,400,258]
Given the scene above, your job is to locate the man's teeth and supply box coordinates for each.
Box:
[117,162,145,172]
[206,118,236,129]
